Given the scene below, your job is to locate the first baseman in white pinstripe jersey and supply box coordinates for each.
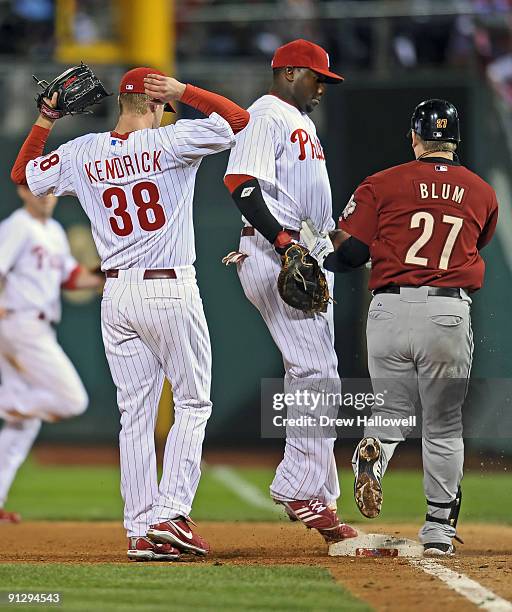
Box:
[224,40,357,544]
[13,66,249,561]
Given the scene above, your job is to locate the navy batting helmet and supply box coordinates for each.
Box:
[409,99,461,143]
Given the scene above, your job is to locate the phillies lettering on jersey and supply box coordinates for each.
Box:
[290,128,325,161]
[26,113,235,270]
[339,158,498,291]
[225,95,334,233]
[0,209,78,321]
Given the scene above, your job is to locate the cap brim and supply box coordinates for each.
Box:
[313,68,344,83]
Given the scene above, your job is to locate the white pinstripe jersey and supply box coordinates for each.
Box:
[26,113,235,269]
[225,95,335,233]
[0,209,77,322]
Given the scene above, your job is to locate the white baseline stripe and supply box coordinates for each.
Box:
[409,559,512,611]
[207,464,281,514]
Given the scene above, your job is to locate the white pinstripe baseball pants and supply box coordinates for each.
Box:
[0,417,41,507]
[237,232,340,505]
[0,316,88,421]
[101,267,212,537]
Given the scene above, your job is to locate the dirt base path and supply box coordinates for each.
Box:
[0,522,510,611]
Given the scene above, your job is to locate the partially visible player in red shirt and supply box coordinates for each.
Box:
[311,99,498,557]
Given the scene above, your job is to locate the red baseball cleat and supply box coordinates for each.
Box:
[280,499,358,544]
[127,537,180,562]
[0,509,21,524]
[147,517,210,556]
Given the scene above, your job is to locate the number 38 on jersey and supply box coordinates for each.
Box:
[102,180,166,237]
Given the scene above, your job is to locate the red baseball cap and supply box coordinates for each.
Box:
[271,39,343,83]
[119,67,175,112]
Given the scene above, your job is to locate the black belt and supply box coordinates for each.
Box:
[374,286,462,298]
[105,269,177,279]
[241,226,300,240]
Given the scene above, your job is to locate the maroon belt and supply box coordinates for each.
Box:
[105,269,177,279]
[241,226,300,240]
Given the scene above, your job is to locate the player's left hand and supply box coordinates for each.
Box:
[300,218,334,267]
[144,74,186,104]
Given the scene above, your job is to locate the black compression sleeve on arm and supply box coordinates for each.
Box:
[231,178,282,243]
[324,236,370,273]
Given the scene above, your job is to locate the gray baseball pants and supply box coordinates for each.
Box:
[363,286,473,544]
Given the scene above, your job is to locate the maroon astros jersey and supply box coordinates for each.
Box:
[339,157,498,291]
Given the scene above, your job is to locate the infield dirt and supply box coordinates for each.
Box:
[0,521,510,611]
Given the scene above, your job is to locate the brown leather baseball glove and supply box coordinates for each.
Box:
[277,244,331,314]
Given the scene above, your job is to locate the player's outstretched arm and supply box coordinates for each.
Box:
[61,265,104,291]
[144,74,249,134]
[11,93,59,185]
[323,231,370,273]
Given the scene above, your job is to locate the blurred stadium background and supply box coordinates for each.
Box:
[1,0,511,456]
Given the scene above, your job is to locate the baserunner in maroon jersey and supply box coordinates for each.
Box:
[302,99,498,557]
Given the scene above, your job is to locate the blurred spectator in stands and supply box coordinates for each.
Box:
[73,0,117,45]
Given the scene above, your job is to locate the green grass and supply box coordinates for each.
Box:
[0,564,370,612]
[6,458,511,524]
[239,467,512,524]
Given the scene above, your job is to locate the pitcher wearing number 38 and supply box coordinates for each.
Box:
[319,99,498,557]
[12,66,249,560]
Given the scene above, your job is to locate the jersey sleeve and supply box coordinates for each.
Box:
[477,190,499,250]
[225,115,280,186]
[0,216,29,277]
[338,179,378,246]
[25,141,76,197]
[169,112,235,163]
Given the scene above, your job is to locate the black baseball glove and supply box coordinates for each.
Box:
[33,62,111,120]
[277,244,331,315]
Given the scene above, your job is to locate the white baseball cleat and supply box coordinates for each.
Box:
[423,542,456,557]
[354,437,383,519]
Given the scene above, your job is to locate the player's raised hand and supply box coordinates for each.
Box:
[144,74,186,104]
[35,91,60,129]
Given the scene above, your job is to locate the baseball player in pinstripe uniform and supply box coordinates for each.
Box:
[12,67,249,560]
[224,40,357,544]
[0,185,102,523]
